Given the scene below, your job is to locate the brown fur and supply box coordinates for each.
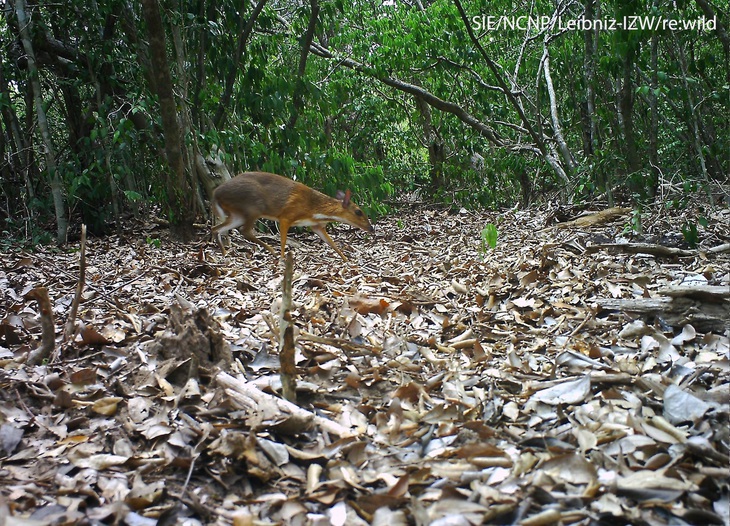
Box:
[212,172,373,261]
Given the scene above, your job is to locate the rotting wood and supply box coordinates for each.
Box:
[597,285,730,332]
[657,284,730,303]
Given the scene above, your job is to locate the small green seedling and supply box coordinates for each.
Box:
[480,223,498,254]
[146,236,161,248]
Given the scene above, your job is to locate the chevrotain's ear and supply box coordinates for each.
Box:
[342,189,352,207]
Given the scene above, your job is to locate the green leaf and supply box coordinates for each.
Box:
[124,190,143,202]
[681,222,699,248]
[481,223,498,250]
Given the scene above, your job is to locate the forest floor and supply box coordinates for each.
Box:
[1,201,729,526]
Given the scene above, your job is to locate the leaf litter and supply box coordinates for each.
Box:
[0,204,729,526]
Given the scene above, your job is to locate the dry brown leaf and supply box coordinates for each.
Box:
[80,325,111,345]
[92,396,123,416]
[1,205,727,525]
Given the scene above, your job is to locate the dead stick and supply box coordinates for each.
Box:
[299,332,382,354]
[707,243,730,254]
[585,243,695,257]
[64,224,87,342]
[25,287,55,365]
[216,372,354,437]
[279,252,297,402]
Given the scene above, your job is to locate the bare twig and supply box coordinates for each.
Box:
[216,372,354,437]
[24,287,55,365]
[64,224,87,342]
[279,252,297,402]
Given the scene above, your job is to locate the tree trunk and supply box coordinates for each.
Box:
[649,8,660,197]
[170,20,206,217]
[619,47,640,177]
[673,34,710,182]
[414,95,445,190]
[542,47,575,173]
[694,0,730,85]
[192,0,210,130]
[195,149,231,201]
[15,0,68,243]
[141,0,195,240]
[213,0,268,130]
[582,0,598,157]
[286,0,319,133]
[0,56,34,214]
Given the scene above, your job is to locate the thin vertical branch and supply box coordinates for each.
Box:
[279,253,297,402]
[64,224,87,343]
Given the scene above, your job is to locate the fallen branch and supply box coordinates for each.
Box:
[550,207,632,229]
[707,243,730,254]
[216,372,355,437]
[299,332,382,354]
[657,285,730,303]
[585,242,695,258]
[597,285,729,333]
[586,242,730,258]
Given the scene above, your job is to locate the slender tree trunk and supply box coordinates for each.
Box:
[88,4,121,226]
[286,0,319,133]
[171,18,206,214]
[542,47,576,173]
[15,0,68,243]
[583,0,611,203]
[0,57,34,213]
[619,47,640,177]
[121,1,155,106]
[694,0,730,85]
[414,95,445,190]
[213,0,268,129]
[673,33,710,182]
[83,60,121,226]
[141,0,195,240]
[649,8,660,197]
[583,0,598,157]
[192,0,209,129]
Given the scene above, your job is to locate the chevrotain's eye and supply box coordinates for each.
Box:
[355,210,363,216]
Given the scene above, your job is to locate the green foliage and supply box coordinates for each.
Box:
[0,220,54,251]
[124,191,143,202]
[146,237,161,248]
[681,215,708,249]
[681,222,699,248]
[1,0,727,244]
[480,223,498,254]
[627,209,643,235]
